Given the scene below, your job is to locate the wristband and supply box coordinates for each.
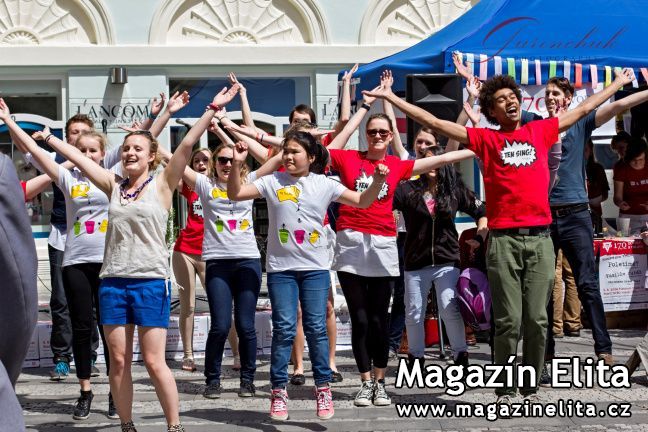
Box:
[44,133,53,144]
[208,103,222,112]
[148,113,157,120]
[260,134,265,144]
[361,103,371,111]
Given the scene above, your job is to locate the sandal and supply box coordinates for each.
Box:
[121,420,137,432]
[181,357,196,372]
[167,424,185,432]
[290,373,305,386]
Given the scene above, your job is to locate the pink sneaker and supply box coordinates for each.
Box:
[269,388,289,421]
[315,385,334,420]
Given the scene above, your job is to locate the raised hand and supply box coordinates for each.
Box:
[342,63,359,83]
[32,125,51,141]
[381,70,394,90]
[362,84,391,102]
[167,91,190,114]
[466,76,482,99]
[150,92,166,117]
[233,141,248,162]
[213,84,240,108]
[452,51,473,81]
[614,68,634,87]
[463,101,481,126]
[308,127,335,138]
[372,163,389,182]
[119,120,144,134]
[0,98,11,120]
[228,72,246,94]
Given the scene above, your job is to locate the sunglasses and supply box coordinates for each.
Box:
[366,129,391,138]
[216,156,233,164]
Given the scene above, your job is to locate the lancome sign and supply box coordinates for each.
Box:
[70,98,151,131]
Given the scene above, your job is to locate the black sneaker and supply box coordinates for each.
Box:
[239,380,256,397]
[107,392,118,419]
[73,390,93,420]
[290,373,305,386]
[90,360,100,377]
[455,351,469,368]
[539,362,551,387]
[203,382,222,399]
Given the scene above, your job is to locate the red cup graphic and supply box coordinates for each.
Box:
[85,220,95,234]
[294,229,306,244]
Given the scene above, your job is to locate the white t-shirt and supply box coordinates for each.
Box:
[254,171,347,272]
[194,172,260,260]
[57,166,109,267]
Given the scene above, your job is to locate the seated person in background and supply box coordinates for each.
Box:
[613,137,648,234]
[585,138,609,233]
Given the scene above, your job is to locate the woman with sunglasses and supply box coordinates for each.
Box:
[0,101,115,421]
[21,86,239,432]
[324,74,475,408]
[228,131,390,421]
[393,146,487,369]
[181,140,280,400]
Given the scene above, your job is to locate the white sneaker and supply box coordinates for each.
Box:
[372,380,391,406]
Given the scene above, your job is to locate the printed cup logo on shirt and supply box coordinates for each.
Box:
[211,188,228,199]
[192,198,204,218]
[274,185,322,247]
[276,185,300,203]
[500,140,537,168]
[71,183,90,198]
[354,171,388,200]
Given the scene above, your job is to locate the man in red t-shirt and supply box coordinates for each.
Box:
[365,69,633,404]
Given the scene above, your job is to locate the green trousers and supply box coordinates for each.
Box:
[487,231,555,396]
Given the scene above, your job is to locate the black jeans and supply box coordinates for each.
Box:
[547,207,612,357]
[388,233,406,352]
[338,272,394,372]
[48,244,72,362]
[62,263,110,379]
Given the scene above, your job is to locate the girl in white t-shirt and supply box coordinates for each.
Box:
[0,102,112,421]
[227,131,389,421]
[182,142,280,399]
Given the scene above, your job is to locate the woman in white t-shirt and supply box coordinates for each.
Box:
[181,142,280,399]
[0,103,113,421]
[227,131,389,421]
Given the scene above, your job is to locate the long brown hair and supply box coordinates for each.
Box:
[212,143,250,184]
[123,130,162,171]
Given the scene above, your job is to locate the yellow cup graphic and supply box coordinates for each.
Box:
[71,183,90,198]
[99,219,108,233]
[309,230,320,245]
[240,219,250,231]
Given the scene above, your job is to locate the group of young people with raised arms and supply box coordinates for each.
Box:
[4,59,641,431]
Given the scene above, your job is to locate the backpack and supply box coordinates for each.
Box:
[457,267,491,331]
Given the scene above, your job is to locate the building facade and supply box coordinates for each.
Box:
[0,0,477,244]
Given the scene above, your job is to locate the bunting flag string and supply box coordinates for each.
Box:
[494,56,502,76]
[535,59,542,85]
[549,61,557,78]
[574,63,583,88]
[466,53,475,77]
[605,66,612,87]
[641,68,648,86]
[507,58,516,79]
[563,61,571,81]
[591,65,599,88]
[520,59,529,85]
[479,54,488,80]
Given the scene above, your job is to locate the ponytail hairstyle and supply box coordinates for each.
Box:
[211,142,250,184]
[282,130,329,174]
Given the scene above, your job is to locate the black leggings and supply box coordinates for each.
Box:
[338,272,394,373]
[62,263,109,380]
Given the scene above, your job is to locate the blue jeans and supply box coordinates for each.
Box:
[268,270,331,388]
[204,259,261,385]
[548,207,612,356]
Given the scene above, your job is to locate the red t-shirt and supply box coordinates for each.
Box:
[321,133,333,147]
[21,181,27,202]
[613,163,648,215]
[328,149,414,236]
[465,118,559,229]
[173,184,205,255]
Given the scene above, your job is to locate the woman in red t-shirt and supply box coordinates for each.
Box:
[613,137,648,234]
[325,87,474,406]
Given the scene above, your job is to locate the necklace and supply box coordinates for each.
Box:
[120,176,153,203]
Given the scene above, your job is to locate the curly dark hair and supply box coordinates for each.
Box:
[478,75,522,126]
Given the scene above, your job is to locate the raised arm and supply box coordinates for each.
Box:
[365,85,469,145]
[149,91,190,138]
[223,120,282,148]
[381,70,408,160]
[161,85,239,194]
[140,92,166,131]
[227,142,262,201]
[222,120,273,164]
[595,87,648,127]
[336,164,389,208]
[412,149,475,176]
[229,72,257,130]
[332,63,358,137]
[326,87,378,151]
[0,99,64,183]
[447,77,482,151]
[24,172,57,200]
[559,68,633,132]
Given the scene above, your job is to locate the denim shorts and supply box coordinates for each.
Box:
[99,277,170,327]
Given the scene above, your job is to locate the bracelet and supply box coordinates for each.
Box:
[148,113,157,120]
[361,103,371,111]
[260,134,265,144]
[44,133,53,144]
[208,103,222,112]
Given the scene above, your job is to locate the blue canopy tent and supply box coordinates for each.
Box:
[351,0,648,91]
